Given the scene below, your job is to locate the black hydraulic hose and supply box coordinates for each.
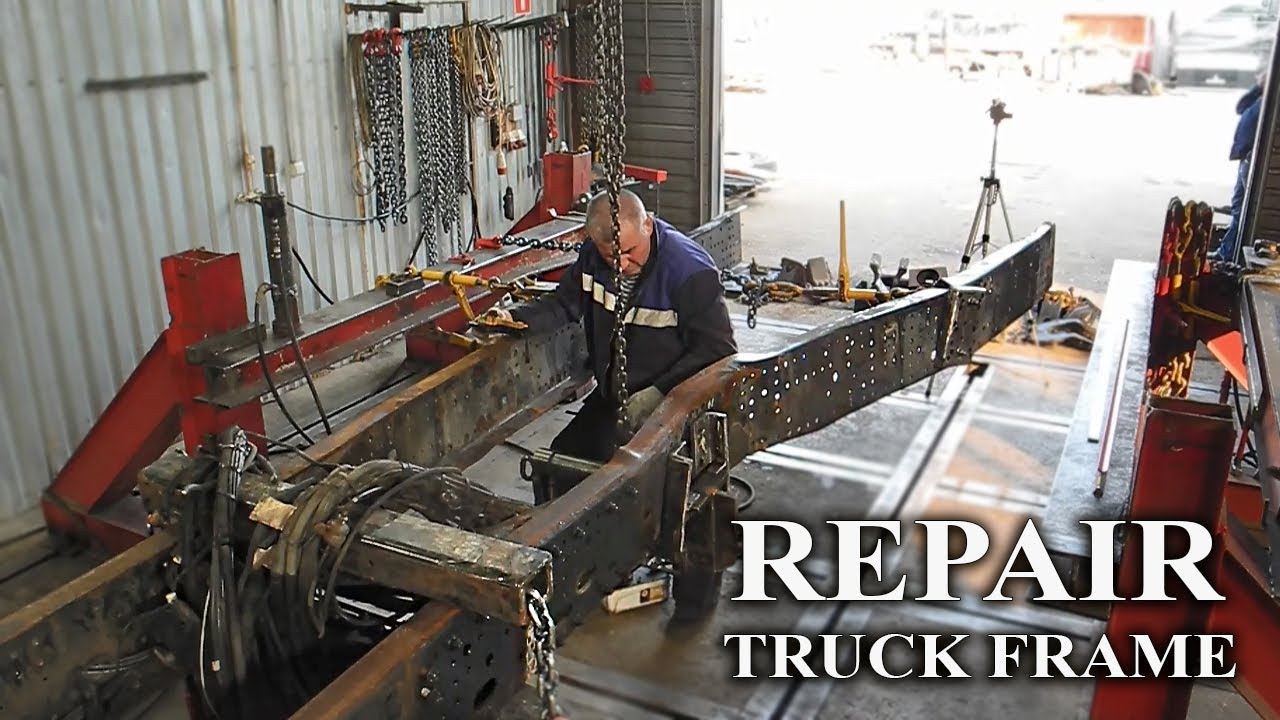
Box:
[260,601,313,703]
[282,301,333,436]
[254,286,315,445]
[1231,378,1258,459]
[214,432,251,702]
[242,429,333,470]
[405,220,433,269]
[314,467,457,629]
[291,247,335,305]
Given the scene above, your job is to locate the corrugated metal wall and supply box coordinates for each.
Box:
[621,0,722,231]
[0,0,560,519]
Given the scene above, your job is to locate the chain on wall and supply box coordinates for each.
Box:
[572,2,599,152]
[362,29,409,233]
[407,27,469,265]
[445,36,468,244]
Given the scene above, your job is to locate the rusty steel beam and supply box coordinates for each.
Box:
[193,226,583,409]
[289,223,1056,719]
[0,533,192,720]
[338,511,553,627]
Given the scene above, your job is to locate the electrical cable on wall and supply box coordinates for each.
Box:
[452,20,516,213]
[285,187,421,224]
[450,23,504,118]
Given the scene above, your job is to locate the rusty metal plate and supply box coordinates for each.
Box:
[0,534,183,720]
[344,512,553,626]
[723,223,1055,460]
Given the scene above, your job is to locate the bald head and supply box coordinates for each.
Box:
[586,189,646,227]
[584,189,654,275]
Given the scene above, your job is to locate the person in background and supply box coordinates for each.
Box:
[1213,69,1267,263]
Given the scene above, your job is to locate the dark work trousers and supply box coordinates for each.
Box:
[535,391,619,503]
[550,390,618,463]
[1219,157,1250,261]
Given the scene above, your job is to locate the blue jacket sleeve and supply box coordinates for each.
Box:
[1232,98,1263,161]
[649,268,738,395]
[508,254,586,333]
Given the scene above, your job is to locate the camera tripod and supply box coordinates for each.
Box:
[960,99,1016,270]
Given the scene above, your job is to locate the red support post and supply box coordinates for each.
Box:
[160,250,265,454]
[622,163,668,184]
[41,335,179,532]
[1090,396,1236,720]
[44,249,268,550]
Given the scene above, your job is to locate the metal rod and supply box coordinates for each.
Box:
[1088,321,1129,442]
[1094,318,1132,497]
[258,145,301,337]
[837,200,850,301]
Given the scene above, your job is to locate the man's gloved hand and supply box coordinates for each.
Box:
[623,386,664,435]
[484,306,514,322]
[473,306,527,333]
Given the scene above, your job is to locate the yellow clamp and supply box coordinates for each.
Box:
[1176,301,1231,325]
[375,269,530,331]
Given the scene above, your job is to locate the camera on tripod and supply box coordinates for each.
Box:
[987,99,1012,125]
[959,99,1016,271]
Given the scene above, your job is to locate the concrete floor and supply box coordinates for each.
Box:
[724,58,1241,298]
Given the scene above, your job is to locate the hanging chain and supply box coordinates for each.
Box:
[445,31,468,247]
[541,22,560,144]
[388,34,409,226]
[437,29,465,257]
[363,31,389,232]
[408,30,439,265]
[743,285,767,330]
[592,0,630,438]
[362,29,409,232]
[526,589,562,720]
[573,2,599,152]
[406,27,468,264]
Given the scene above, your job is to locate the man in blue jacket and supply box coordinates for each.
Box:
[1214,71,1266,262]
[488,189,737,464]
